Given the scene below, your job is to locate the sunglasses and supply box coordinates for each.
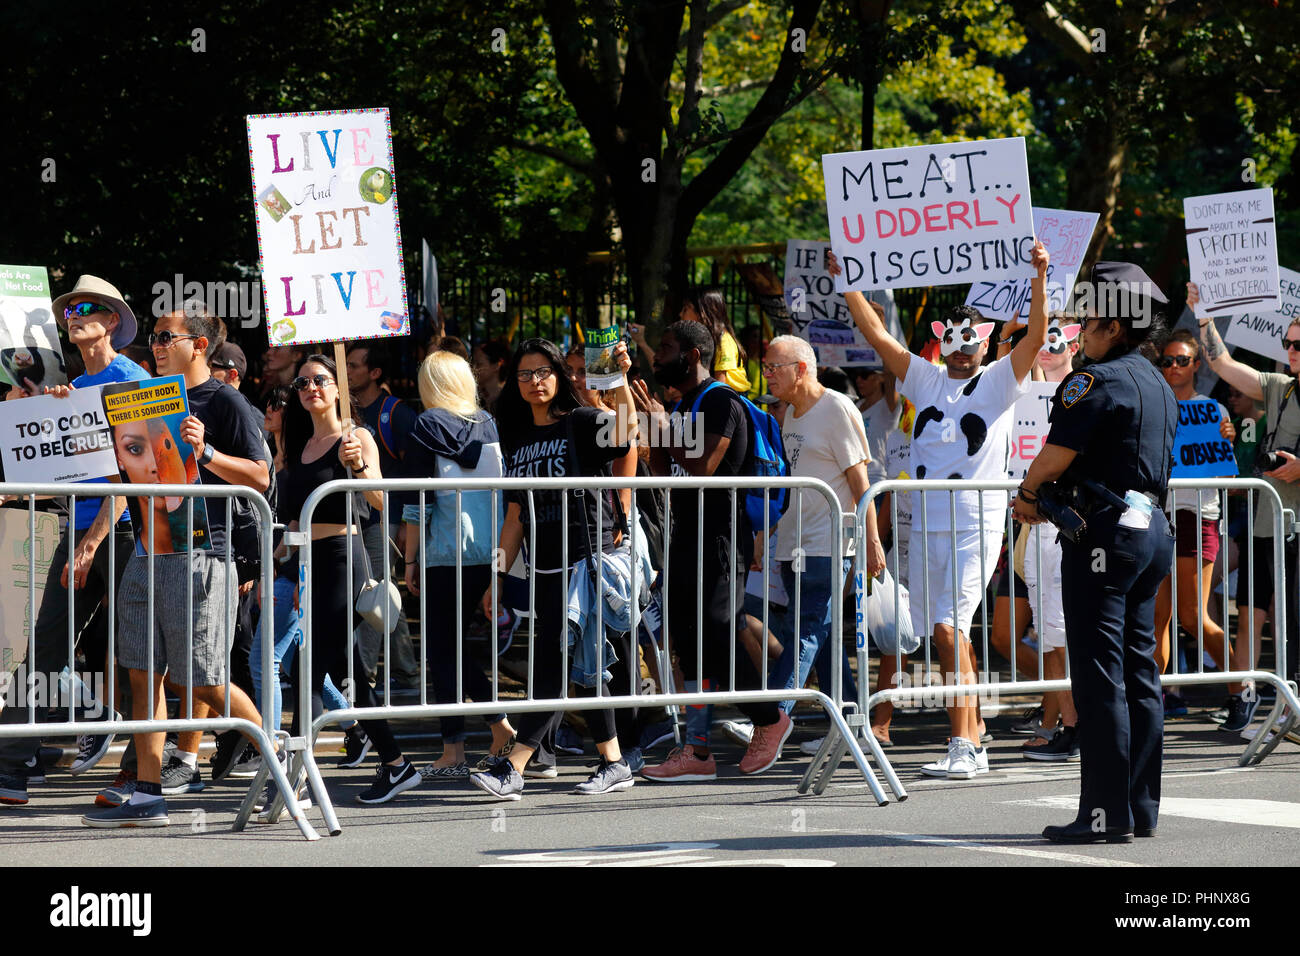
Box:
[64,302,113,320]
[1283,339,1300,352]
[293,374,335,391]
[1157,355,1193,368]
[515,367,556,383]
[147,330,201,348]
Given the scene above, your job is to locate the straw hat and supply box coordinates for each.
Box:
[51,275,138,349]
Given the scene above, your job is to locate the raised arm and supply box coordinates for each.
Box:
[1192,284,1264,401]
[1009,241,1050,382]
[827,253,911,381]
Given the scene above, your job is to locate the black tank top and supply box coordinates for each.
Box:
[280,437,370,525]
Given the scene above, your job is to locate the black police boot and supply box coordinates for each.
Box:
[1042,820,1134,844]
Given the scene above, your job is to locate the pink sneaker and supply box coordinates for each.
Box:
[739,711,793,775]
[640,746,717,782]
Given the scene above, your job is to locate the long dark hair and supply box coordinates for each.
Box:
[494,338,583,451]
[282,353,358,462]
[685,286,746,367]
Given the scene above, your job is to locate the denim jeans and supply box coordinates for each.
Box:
[251,575,348,732]
[772,556,857,714]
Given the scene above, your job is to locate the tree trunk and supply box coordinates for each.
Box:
[1067,116,1128,273]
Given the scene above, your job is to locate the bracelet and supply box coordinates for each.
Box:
[354,462,368,473]
[997,337,1015,345]
[1198,321,1211,329]
[1017,485,1038,502]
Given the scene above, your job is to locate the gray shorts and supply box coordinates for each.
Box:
[117,550,236,688]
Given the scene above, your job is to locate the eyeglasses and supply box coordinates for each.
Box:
[1157,355,1193,368]
[293,374,335,391]
[64,302,113,321]
[515,367,556,383]
[760,361,799,376]
[148,330,200,348]
[1283,339,1300,352]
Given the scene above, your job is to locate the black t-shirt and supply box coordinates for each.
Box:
[668,380,750,549]
[504,406,627,572]
[187,377,273,556]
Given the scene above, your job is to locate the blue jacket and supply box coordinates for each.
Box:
[401,408,504,567]
[565,531,654,688]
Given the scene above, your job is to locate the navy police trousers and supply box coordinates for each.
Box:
[1060,507,1174,834]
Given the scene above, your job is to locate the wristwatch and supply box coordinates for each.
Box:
[197,443,215,466]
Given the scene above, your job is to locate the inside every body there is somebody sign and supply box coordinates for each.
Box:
[247,108,410,349]
[822,136,1035,294]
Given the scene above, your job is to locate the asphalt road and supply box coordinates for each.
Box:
[2,707,1296,869]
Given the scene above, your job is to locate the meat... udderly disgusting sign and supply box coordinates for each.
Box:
[823,137,1035,293]
[246,108,410,347]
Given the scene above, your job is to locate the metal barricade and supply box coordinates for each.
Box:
[0,482,317,840]
[286,475,888,834]
[813,477,1300,803]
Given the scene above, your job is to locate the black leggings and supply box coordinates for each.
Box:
[514,569,617,751]
[423,564,506,742]
[304,535,403,763]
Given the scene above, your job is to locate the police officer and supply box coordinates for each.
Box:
[1011,262,1177,844]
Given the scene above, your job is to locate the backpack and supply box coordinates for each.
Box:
[679,381,791,531]
[372,394,405,464]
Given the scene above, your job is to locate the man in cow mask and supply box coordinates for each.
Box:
[830,241,1050,780]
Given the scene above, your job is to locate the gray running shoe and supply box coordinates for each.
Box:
[469,760,524,801]
[574,758,634,795]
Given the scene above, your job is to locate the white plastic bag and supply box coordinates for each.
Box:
[857,565,919,656]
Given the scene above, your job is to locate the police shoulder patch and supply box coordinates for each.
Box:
[1060,372,1094,408]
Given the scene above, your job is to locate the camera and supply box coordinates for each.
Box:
[1257,450,1286,474]
[1034,481,1087,543]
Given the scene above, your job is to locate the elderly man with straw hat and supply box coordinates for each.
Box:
[0,275,151,809]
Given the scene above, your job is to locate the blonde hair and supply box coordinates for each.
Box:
[417,351,481,419]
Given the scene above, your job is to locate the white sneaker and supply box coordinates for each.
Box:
[719,719,754,746]
[947,738,980,780]
[799,736,827,756]
[920,742,954,777]
[973,743,989,774]
[1241,710,1291,743]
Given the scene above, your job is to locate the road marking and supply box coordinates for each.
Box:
[1004,794,1300,828]
[481,841,836,867]
[866,831,1143,866]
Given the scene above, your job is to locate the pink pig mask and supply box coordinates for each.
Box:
[932,318,996,357]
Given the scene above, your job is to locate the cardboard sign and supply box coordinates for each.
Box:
[1008,381,1058,480]
[246,108,409,347]
[965,207,1099,321]
[1172,399,1236,479]
[1184,188,1280,318]
[0,509,59,676]
[0,265,68,392]
[823,137,1034,293]
[99,375,211,554]
[0,388,119,483]
[783,239,899,367]
[1223,265,1300,365]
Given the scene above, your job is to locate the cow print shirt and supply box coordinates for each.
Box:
[901,352,1030,531]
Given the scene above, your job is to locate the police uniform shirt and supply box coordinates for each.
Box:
[902,351,1030,531]
[1254,370,1300,538]
[1046,351,1177,499]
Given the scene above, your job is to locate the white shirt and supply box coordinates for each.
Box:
[775,389,871,559]
[901,352,1030,531]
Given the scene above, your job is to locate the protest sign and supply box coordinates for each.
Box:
[1008,381,1058,480]
[583,324,625,389]
[1223,266,1300,365]
[0,388,119,483]
[1184,188,1280,318]
[965,207,1099,321]
[0,509,59,677]
[99,375,210,555]
[783,239,900,367]
[246,108,409,348]
[1171,399,1236,479]
[822,137,1034,293]
[0,265,68,392]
